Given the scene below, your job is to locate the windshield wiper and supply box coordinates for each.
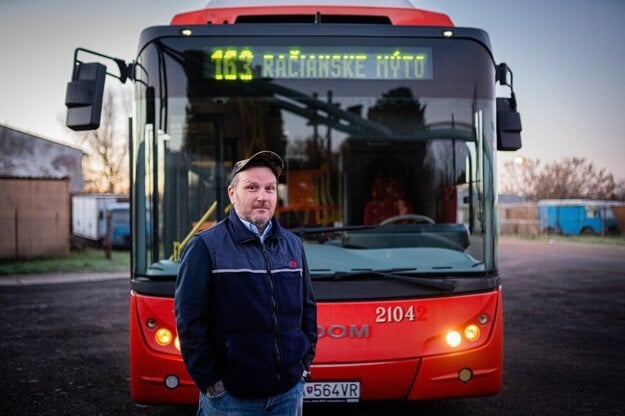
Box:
[289,225,375,236]
[314,268,456,292]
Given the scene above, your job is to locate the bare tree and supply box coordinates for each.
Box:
[501,156,619,201]
[65,85,132,193]
[500,157,541,200]
[616,179,625,201]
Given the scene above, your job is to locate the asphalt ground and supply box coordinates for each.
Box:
[1,237,624,415]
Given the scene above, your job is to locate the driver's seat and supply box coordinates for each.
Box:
[363,177,413,225]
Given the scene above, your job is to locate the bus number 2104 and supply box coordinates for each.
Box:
[375,305,427,323]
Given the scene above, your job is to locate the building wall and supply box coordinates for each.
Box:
[0,178,70,259]
[0,124,84,193]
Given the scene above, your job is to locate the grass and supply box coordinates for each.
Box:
[504,233,625,247]
[0,248,130,275]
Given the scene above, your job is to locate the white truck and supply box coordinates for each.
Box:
[71,194,130,246]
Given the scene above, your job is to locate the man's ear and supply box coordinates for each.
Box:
[227,186,235,204]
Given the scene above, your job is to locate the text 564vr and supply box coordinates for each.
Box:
[303,381,360,403]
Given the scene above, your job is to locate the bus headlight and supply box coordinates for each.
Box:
[445,330,462,348]
[155,328,173,346]
[464,324,480,341]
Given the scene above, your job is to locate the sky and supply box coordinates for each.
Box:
[1,0,624,182]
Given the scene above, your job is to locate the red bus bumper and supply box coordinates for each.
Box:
[129,289,503,404]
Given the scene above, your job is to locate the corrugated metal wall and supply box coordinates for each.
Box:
[0,177,70,259]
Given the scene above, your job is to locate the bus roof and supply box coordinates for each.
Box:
[171,0,453,26]
[203,0,418,7]
[537,199,624,207]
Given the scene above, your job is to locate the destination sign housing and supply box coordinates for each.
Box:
[206,46,433,81]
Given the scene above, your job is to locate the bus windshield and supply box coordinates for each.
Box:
[132,34,497,284]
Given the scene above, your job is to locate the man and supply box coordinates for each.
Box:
[175,150,317,416]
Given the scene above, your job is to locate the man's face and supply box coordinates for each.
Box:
[228,166,277,233]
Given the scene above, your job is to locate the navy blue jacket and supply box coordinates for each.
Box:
[175,209,317,399]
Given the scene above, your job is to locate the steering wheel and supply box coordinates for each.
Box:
[379,214,435,225]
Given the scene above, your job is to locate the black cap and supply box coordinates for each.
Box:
[227,151,284,185]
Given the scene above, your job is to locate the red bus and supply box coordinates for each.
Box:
[65,0,522,405]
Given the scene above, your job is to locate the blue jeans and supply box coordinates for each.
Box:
[197,380,304,416]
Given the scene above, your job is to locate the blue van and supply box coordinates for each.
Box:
[538,199,619,235]
[103,202,131,247]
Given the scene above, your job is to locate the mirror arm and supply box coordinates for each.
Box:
[496,62,517,110]
[73,47,134,83]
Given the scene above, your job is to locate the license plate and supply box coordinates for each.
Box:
[303,381,360,403]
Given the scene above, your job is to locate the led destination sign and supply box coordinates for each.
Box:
[206,46,432,81]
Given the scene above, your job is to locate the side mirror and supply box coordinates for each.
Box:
[65,62,106,131]
[496,63,522,151]
[496,97,522,151]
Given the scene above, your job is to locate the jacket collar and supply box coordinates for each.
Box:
[228,208,284,244]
